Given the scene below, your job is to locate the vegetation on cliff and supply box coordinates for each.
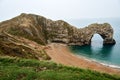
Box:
[0,13,118,79]
[0,13,116,59]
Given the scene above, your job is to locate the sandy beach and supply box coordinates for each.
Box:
[45,43,120,75]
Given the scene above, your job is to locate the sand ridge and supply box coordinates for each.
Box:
[46,43,120,75]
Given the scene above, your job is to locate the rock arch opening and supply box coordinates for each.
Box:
[91,34,103,46]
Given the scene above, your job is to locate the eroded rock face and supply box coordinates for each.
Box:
[68,23,116,45]
[45,17,116,45]
[86,23,116,45]
[85,23,115,45]
[0,13,116,46]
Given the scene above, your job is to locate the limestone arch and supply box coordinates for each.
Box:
[89,33,104,45]
[91,33,103,43]
[89,31,115,45]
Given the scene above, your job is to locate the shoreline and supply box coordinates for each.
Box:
[45,43,120,75]
[73,53,120,69]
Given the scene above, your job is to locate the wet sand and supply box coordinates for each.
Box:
[45,43,120,75]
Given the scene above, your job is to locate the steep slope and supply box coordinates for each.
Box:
[0,13,47,45]
[0,13,115,45]
[0,32,50,60]
[0,13,115,59]
[0,56,120,80]
[0,13,51,59]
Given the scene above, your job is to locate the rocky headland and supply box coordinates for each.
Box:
[0,13,119,75]
[0,13,116,45]
[0,13,116,59]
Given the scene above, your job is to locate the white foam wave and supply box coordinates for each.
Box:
[100,63,120,69]
[76,55,120,69]
[90,59,120,69]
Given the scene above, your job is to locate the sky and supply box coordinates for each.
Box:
[0,0,120,21]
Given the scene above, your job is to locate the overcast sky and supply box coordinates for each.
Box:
[0,0,120,21]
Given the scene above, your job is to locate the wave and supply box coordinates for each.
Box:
[89,58,120,69]
[75,54,120,69]
[100,62,120,69]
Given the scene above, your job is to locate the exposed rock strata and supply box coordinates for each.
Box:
[0,13,116,59]
[0,13,116,46]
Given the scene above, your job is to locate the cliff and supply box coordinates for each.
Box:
[0,13,116,58]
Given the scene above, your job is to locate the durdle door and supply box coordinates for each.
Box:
[0,13,116,47]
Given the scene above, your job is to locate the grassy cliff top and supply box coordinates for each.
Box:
[0,56,120,80]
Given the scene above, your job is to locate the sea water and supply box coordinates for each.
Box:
[66,18,120,68]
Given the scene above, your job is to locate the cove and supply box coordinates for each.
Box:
[68,18,120,68]
[69,34,120,68]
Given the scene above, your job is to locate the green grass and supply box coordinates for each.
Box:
[0,56,120,80]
